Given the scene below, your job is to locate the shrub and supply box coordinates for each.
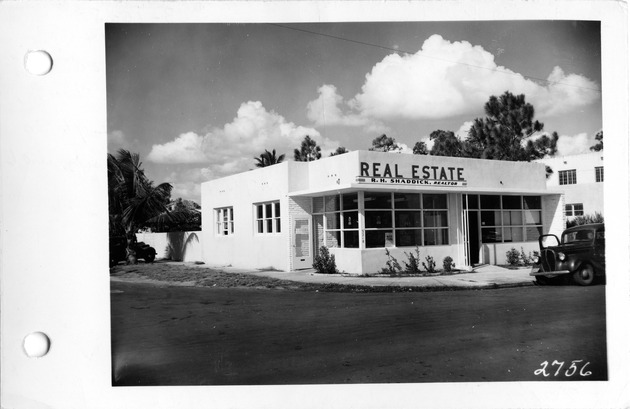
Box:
[402,246,422,274]
[567,212,604,228]
[312,246,339,274]
[422,255,437,274]
[379,248,402,275]
[443,256,455,272]
[506,248,520,266]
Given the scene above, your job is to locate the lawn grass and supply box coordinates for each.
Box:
[110,262,465,293]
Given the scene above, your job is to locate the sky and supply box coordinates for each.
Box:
[106,21,602,203]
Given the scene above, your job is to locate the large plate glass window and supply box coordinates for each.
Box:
[313,193,359,248]
[255,201,281,234]
[477,194,543,243]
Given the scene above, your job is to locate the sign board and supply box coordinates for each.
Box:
[358,161,467,187]
[356,176,467,187]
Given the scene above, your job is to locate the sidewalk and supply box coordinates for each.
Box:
[190,263,536,290]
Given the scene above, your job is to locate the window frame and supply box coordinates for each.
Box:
[595,166,604,183]
[314,193,359,248]
[565,203,584,217]
[558,169,577,185]
[215,207,234,236]
[475,195,543,244]
[254,200,281,235]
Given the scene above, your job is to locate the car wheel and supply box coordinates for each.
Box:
[573,264,595,286]
[144,251,155,263]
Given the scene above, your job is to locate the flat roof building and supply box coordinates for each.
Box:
[201,151,565,274]
[535,151,604,221]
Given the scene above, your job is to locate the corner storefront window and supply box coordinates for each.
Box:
[314,191,449,249]
[476,195,543,243]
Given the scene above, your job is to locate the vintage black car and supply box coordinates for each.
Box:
[530,223,605,286]
[109,236,156,267]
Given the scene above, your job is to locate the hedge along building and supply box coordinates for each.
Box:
[201,151,565,274]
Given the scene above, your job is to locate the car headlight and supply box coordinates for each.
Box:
[558,252,566,261]
[533,256,540,264]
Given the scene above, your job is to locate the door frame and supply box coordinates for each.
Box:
[292,216,313,270]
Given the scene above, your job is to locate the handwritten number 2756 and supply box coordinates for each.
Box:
[534,360,592,377]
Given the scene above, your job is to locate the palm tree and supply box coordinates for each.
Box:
[254,149,285,168]
[108,149,181,263]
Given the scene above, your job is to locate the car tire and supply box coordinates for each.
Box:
[573,264,595,286]
[144,251,156,263]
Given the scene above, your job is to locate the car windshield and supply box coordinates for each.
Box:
[562,229,594,244]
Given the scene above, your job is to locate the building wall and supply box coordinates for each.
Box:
[200,151,564,273]
[135,231,202,262]
[201,162,293,271]
[536,152,604,217]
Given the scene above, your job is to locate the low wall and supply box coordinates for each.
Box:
[135,231,202,262]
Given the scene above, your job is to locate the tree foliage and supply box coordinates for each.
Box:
[147,198,201,232]
[330,146,349,156]
[108,150,196,261]
[254,149,285,167]
[466,91,556,161]
[412,141,428,155]
[429,130,465,157]
[590,130,603,152]
[369,134,402,152]
[108,149,174,238]
[294,135,322,161]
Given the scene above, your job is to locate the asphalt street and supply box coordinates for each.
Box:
[110,282,607,385]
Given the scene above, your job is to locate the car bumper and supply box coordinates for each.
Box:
[529,268,571,277]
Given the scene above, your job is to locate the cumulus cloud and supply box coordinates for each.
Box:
[556,132,592,156]
[455,121,474,140]
[108,130,130,152]
[147,101,339,179]
[306,84,388,133]
[319,34,600,122]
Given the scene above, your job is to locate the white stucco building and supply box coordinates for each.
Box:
[535,151,604,221]
[201,151,565,274]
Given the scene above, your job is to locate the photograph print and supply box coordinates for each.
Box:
[107,20,606,386]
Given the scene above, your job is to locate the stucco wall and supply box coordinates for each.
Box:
[135,231,202,262]
[201,163,291,271]
[536,152,604,217]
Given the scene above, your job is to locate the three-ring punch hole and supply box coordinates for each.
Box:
[24,50,53,76]
[23,332,51,358]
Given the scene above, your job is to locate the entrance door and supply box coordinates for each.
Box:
[293,217,313,270]
[467,210,480,265]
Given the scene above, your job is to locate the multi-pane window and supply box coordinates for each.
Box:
[255,201,281,234]
[365,192,449,248]
[559,169,577,185]
[313,193,359,248]
[595,166,604,182]
[565,203,584,217]
[216,207,234,236]
[469,195,543,243]
[313,192,449,249]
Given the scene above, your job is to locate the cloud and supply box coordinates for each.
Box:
[556,132,592,156]
[107,130,130,152]
[147,132,209,164]
[306,84,388,133]
[455,121,474,140]
[326,34,600,121]
[148,101,340,178]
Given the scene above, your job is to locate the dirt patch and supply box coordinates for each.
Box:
[110,262,465,293]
